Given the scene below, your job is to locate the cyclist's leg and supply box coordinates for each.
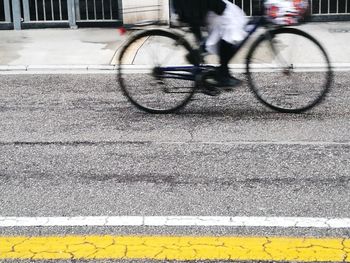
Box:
[219,39,236,74]
[206,1,247,87]
[189,24,203,43]
[185,23,205,65]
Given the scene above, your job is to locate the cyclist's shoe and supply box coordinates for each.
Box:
[206,74,242,90]
[216,76,242,89]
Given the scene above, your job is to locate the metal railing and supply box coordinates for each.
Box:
[21,0,121,25]
[232,0,350,17]
[22,0,69,22]
[170,0,350,18]
[7,0,122,29]
[231,0,262,16]
[75,0,121,23]
[310,0,350,16]
[3,0,350,30]
[0,0,11,23]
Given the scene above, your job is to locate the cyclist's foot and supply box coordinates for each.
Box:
[216,75,242,89]
[206,74,242,90]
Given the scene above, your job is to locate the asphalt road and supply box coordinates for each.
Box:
[0,73,349,262]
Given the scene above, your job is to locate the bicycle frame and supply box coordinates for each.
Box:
[158,16,267,82]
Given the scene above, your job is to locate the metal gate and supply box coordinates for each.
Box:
[170,0,350,22]
[310,0,350,20]
[0,0,12,29]
[232,0,350,18]
[21,0,71,28]
[8,0,122,29]
[75,0,121,25]
[4,0,350,30]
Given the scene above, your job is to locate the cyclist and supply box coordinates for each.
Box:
[172,0,247,88]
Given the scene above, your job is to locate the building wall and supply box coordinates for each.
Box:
[122,0,170,24]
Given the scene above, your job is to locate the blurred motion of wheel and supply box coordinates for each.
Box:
[118,29,196,114]
[246,28,332,113]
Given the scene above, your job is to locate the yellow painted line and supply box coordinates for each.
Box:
[0,236,349,261]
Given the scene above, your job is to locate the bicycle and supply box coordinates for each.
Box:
[117,16,332,114]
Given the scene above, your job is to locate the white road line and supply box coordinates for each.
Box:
[1,141,350,146]
[1,216,350,228]
[158,141,350,146]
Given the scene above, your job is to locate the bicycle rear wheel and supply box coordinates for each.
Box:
[246,27,332,113]
[118,29,196,114]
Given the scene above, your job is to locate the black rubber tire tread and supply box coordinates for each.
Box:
[118,29,196,114]
[246,27,332,113]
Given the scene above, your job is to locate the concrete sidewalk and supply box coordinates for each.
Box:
[0,22,350,70]
[0,28,128,69]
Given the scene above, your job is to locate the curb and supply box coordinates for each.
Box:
[0,65,116,72]
[1,63,350,73]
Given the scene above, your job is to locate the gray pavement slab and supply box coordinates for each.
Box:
[0,28,128,66]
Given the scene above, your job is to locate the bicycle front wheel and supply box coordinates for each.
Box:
[246,27,332,113]
[118,29,196,114]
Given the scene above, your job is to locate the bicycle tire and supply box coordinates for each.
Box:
[118,29,197,114]
[246,27,332,113]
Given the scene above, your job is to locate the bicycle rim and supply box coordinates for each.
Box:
[247,28,332,113]
[118,30,196,114]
